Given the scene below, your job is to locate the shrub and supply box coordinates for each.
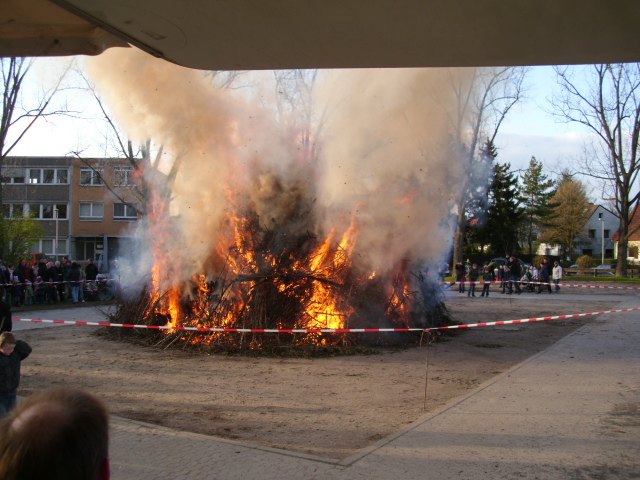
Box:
[576,255,596,268]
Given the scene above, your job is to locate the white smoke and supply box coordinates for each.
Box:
[85,49,471,290]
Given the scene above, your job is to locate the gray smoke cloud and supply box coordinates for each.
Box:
[85,49,470,290]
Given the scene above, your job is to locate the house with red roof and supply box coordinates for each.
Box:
[612,205,640,264]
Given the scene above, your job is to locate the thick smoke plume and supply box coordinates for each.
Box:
[86,49,467,290]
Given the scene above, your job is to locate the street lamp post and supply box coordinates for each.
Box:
[598,212,604,264]
[53,207,59,260]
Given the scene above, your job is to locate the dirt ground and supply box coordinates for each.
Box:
[17,291,625,460]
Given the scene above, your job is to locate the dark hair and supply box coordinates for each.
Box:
[0,388,109,480]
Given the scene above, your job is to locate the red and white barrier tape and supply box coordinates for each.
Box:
[442,280,640,291]
[12,306,640,334]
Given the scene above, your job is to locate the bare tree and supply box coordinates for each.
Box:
[450,66,528,265]
[272,70,323,164]
[0,57,73,206]
[73,68,248,216]
[552,64,640,276]
[71,70,181,216]
[0,57,73,256]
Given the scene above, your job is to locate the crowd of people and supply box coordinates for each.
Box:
[0,257,109,307]
[453,256,564,297]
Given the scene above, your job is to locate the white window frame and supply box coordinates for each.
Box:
[79,201,104,220]
[113,202,138,220]
[29,203,68,220]
[80,168,104,186]
[28,168,69,184]
[2,203,26,219]
[1,168,26,184]
[114,166,135,186]
[30,238,68,256]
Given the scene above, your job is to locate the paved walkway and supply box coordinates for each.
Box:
[105,294,640,480]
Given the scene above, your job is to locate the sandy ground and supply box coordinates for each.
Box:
[16,290,626,460]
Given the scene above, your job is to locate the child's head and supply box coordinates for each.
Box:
[0,332,16,356]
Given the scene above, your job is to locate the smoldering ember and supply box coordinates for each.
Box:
[89,50,473,352]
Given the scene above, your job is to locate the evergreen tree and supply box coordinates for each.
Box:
[465,139,496,254]
[539,176,591,258]
[482,162,524,256]
[519,156,555,254]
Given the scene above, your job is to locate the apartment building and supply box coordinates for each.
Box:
[2,156,140,270]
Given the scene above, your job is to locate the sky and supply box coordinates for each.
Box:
[9,58,595,195]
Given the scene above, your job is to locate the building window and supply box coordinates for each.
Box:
[604,229,610,238]
[79,202,104,220]
[28,168,68,184]
[588,229,596,239]
[113,202,138,220]
[30,239,67,256]
[1,168,26,184]
[80,168,104,186]
[2,204,26,219]
[114,167,135,186]
[28,204,68,220]
[629,246,639,258]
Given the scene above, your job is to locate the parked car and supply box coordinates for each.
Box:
[565,263,580,275]
[593,264,616,276]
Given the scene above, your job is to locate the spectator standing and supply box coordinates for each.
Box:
[537,259,553,293]
[0,332,31,417]
[33,276,45,304]
[54,261,66,302]
[467,263,479,297]
[85,258,99,281]
[507,256,522,294]
[454,263,465,293]
[42,262,57,303]
[480,266,492,297]
[69,262,82,304]
[552,261,563,292]
[0,299,11,332]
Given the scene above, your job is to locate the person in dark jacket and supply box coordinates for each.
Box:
[85,258,99,282]
[69,262,82,304]
[0,299,11,333]
[467,263,479,297]
[0,332,31,417]
[480,266,493,297]
[537,258,553,293]
[507,256,522,294]
[454,262,466,293]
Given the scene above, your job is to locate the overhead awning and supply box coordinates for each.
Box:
[1,0,639,69]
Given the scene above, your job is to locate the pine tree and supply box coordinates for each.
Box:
[482,162,524,256]
[464,139,496,254]
[520,157,555,254]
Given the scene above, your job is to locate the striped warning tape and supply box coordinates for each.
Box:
[12,306,640,334]
[442,280,640,290]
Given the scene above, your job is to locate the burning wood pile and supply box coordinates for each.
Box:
[111,190,448,354]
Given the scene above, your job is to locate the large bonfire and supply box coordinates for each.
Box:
[90,51,464,352]
[118,170,447,352]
